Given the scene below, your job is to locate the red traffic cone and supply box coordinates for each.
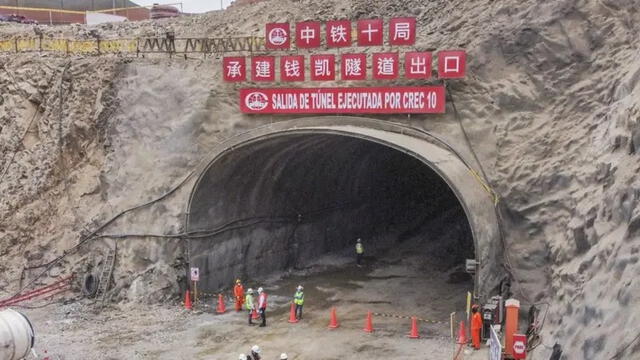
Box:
[216,294,226,314]
[288,303,299,323]
[184,290,192,310]
[363,311,374,333]
[328,307,339,329]
[408,316,420,338]
[457,321,468,344]
[252,308,260,320]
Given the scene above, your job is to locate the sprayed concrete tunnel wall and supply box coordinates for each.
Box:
[186,117,503,299]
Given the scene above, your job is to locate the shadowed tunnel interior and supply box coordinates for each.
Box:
[188,133,475,291]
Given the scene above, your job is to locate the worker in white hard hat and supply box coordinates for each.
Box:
[280,353,288,360]
[257,287,268,327]
[245,288,255,325]
[248,345,261,360]
[238,354,247,360]
[293,285,304,320]
[355,238,364,266]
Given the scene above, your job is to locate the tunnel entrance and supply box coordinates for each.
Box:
[186,118,502,299]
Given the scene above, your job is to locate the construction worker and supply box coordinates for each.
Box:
[233,279,245,312]
[293,285,304,320]
[280,354,288,360]
[471,304,482,349]
[355,238,364,266]
[249,345,261,360]
[245,288,255,325]
[257,287,268,327]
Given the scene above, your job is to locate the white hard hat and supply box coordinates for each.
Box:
[257,287,263,293]
[297,285,303,291]
[247,288,253,293]
[239,354,247,360]
[280,353,288,360]
[251,345,260,353]
[357,238,361,242]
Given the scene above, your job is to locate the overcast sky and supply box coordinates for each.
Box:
[135,0,230,13]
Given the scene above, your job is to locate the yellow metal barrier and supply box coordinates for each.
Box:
[41,39,67,52]
[0,40,14,52]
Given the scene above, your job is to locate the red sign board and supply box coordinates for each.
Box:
[513,334,527,359]
[326,20,351,47]
[341,54,367,80]
[280,55,304,82]
[223,56,246,82]
[310,54,335,81]
[405,52,432,79]
[296,21,321,48]
[251,56,275,81]
[438,50,467,79]
[373,52,399,79]
[357,19,383,46]
[265,23,290,50]
[240,86,445,114]
[389,17,416,45]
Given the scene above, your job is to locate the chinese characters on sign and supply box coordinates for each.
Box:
[222,17,467,114]
[224,51,465,82]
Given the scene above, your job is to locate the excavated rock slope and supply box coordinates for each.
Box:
[1,0,639,359]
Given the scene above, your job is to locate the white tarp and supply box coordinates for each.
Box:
[85,12,127,25]
[490,325,503,360]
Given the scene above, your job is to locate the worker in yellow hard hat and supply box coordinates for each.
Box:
[233,279,245,312]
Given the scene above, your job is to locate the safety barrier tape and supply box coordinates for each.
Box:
[372,312,448,325]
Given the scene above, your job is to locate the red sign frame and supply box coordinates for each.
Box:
[389,17,416,45]
[265,23,290,50]
[223,56,246,82]
[296,21,322,48]
[357,19,383,46]
[341,53,367,80]
[438,50,467,79]
[240,86,445,114]
[280,55,305,82]
[310,54,336,81]
[251,56,275,81]
[405,52,432,79]
[326,20,352,47]
[373,52,399,79]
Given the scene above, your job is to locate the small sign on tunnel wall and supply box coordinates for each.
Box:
[190,267,200,282]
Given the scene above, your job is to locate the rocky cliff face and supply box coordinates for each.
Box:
[1,0,639,359]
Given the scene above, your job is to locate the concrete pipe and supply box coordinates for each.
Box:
[0,309,35,360]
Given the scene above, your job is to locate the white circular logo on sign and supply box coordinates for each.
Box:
[268,27,288,45]
[513,341,525,354]
[245,92,269,111]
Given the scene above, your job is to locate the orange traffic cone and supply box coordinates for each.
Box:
[288,303,299,323]
[216,294,226,314]
[457,321,468,344]
[252,308,260,320]
[363,311,374,333]
[184,290,192,310]
[408,316,420,338]
[328,307,339,329]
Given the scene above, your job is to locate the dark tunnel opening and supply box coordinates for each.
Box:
[188,133,475,291]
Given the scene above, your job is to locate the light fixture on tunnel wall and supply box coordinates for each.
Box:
[465,259,478,274]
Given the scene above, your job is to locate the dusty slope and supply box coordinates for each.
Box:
[1,0,639,359]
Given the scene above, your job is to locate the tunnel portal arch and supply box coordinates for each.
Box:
[185,117,502,299]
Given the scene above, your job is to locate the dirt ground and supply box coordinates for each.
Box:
[22,246,489,360]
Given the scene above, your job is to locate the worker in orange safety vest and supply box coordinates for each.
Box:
[234,279,245,312]
[471,304,483,349]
